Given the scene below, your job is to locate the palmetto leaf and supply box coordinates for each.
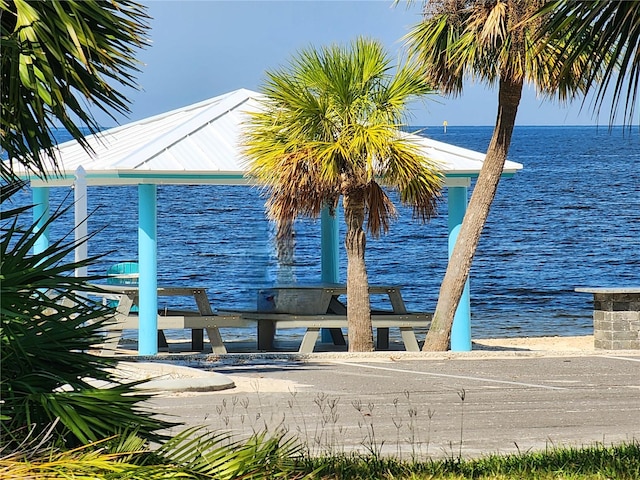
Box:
[1,428,314,479]
[154,427,308,479]
[37,386,162,446]
[1,183,174,448]
[0,431,169,478]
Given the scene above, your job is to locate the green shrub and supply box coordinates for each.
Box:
[0,182,174,448]
[0,427,312,479]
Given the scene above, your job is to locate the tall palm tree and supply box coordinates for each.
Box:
[405,0,597,351]
[0,0,149,182]
[537,1,640,126]
[243,37,443,352]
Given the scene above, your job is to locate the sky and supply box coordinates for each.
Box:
[95,0,612,128]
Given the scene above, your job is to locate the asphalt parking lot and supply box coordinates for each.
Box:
[143,351,640,458]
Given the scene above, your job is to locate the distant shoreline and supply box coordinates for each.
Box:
[407,124,639,129]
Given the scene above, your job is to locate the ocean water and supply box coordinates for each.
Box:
[11,126,640,340]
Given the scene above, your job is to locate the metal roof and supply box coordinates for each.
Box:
[17,88,522,187]
[411,134,521,177]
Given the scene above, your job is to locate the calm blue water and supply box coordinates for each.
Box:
[11,126,640,340]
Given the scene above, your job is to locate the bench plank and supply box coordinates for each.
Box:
[102,312,254,354]
[237,311,431,352]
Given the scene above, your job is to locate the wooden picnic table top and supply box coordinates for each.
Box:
[259,284,404,293]
[91,284,209,296]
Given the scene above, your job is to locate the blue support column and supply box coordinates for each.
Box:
[138,184,158,355]
[321,206,340,284]
[320,205,340,342]
[447,185,472,351]
[32,187,50,255]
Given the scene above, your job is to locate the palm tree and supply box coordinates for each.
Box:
[243,37,443,352]
[0,0,149,182]
[405,0,597,351]
[537,1,640,126]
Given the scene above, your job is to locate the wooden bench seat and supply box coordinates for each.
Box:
[231,311,431,353]
[101,310,253,354]
[118,310,255,330]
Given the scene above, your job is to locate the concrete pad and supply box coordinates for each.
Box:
[137,376,234,392]
[111,361,235,392]
[101,336,640,458]
[139,349,640,460]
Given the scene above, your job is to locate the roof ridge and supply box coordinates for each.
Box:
[112,89,260,169]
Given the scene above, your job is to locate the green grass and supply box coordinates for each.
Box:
[302,441,640,479]
[3,429,637,478]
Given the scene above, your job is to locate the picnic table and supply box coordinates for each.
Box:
[238,284,431,352]
[89,284,251,354]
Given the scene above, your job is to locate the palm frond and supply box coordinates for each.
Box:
[154,427,309,479]
[364,181,396,237]
[1,431,170,479]
[537,0,640,125]
[0,0,150,182]
[1,186,174,448]
[405,12,465,94]
[38,386,164,446]
[406,0,551,91]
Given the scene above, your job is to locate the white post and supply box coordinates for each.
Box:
[74,166,88,277]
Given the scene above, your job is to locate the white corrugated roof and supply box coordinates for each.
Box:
[16,88,521,187]
[409,133,522,178]
[23,88,260,186]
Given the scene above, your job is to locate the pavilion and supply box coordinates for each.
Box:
[15,88,523,354]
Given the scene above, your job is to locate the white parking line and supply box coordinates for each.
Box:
[331,361,567,391]
[601,355,640,363]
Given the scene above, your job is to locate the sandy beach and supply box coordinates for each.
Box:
[113,334,597,359]
[472,334,594,352]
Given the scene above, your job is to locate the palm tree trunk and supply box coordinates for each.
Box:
[423,76,524,351]
[275,220,295,283]
[343,189,374,352]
